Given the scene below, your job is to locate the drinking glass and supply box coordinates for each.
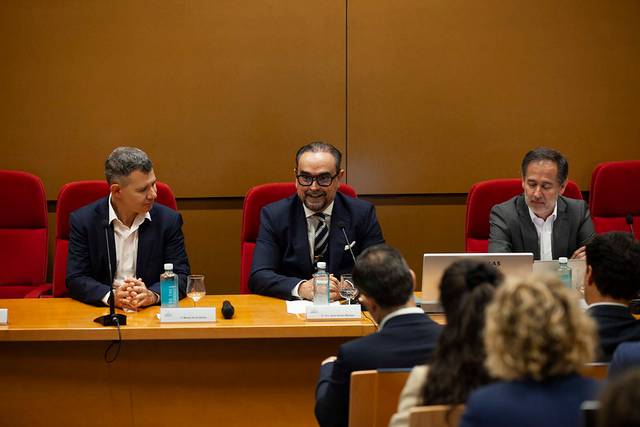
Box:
[339,274,357,305]
[186,275,206,307]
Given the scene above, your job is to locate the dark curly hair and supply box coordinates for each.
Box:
[421,259,503,405]
[586,232,640,301]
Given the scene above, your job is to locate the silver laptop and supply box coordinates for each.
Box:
[420,253,534,313]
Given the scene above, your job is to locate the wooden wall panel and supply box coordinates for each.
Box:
[348,0,640,194]
[0,0,345,198]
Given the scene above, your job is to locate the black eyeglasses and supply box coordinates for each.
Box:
[296,172,339,187]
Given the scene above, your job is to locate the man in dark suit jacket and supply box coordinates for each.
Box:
[249,142,384,300]
[609,341,640,378]
[489,147,594,260]
[315,245,442,427]
[584,232,640,361]
[67,147,190,308]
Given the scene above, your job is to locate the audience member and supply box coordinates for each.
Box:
[460,275,599,427]
[389,259,503,427]
[584,232,640,361]
[315,245,442,427]
[597,368,640,427]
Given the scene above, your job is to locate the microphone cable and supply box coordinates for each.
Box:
[103,316,123,363]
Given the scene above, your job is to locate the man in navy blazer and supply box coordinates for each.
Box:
[67,147,190,308]
[315,245,442,427]
[584,232,640,361]
[249,142,384,300]
[489,147,595,260]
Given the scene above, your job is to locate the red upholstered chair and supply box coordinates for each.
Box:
[240,182,357,294]
[589,160,640,237]
[465,178,583,253]
[52,180,177,297]
[0,170,51,298]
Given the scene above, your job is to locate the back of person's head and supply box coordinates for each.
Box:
[521,147,568,184]
[586,232,640,301]
[485,275,596,381]
[105,147,153,184]
[598,368,640,427]
[352,244,413,309]
[422,260,503,405]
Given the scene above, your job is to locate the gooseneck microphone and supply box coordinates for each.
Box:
[336,221,356,264]
[94,221,127,327]
[626,214,636,239]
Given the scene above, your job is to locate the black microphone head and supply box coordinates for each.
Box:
[627,214,634,226]
[221,300,235,319]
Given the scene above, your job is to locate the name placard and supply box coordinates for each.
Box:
[159,307,216,323]
[305,304,361,320]
[0,308,7,325]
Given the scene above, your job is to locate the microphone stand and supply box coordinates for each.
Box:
[95,223,127,326]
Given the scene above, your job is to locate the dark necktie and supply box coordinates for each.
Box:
[314,212,328,262]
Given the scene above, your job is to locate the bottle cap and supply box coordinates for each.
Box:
[164,263,174,270]
[558,257,568,264]
[317,262,326,269]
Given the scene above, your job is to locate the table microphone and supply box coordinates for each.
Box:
[336,221,356,264]
[626,214,636,239]
[95,221,127,326]
[222,300,235,319]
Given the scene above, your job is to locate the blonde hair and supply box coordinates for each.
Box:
[484,274,596,381]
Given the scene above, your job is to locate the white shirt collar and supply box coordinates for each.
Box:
[528,202,558,224]
[378,307,424,330]
[588,302,629,309]
[108,194,151,228]
[303,201,334,220]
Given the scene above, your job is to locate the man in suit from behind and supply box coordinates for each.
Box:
[67,147,190,308]
[584,232,640,361]
[249,141,384,300]
[489,147,595,260]
[315,244,442,427]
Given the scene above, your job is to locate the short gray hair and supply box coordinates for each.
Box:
[105,147,153,184]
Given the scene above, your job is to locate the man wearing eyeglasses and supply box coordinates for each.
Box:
[249,141,385,300]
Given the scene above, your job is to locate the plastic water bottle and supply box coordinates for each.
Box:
[557,257,572,289]
[313,262,330,305]
[160,263,179,307]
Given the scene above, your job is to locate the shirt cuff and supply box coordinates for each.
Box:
[292,280,305,300]
[101,291,111,307]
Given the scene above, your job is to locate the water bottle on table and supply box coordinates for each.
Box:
[313,262,330,305]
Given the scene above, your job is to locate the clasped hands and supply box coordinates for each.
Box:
[114,277,158,310]
[298,274,341,302]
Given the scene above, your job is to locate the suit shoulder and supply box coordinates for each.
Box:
[560,195,588,211]
[152,202,181,219]
[492,194,520,212]
[262,194,298,216]
[70,197,107,221]
[337,192,374,211]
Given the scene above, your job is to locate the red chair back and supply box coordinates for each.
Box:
[465,178,583,252]
[52,180,177,297]
[589,160,640,237]
[0,170,51,298]
[240,182,357,294]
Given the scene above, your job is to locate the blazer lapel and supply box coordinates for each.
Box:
[516,195,540,259]
[95,199,117,282]
[329,196,350,273]
[136,209,153,278]
[293,199,313,274]
[552,197,570,259]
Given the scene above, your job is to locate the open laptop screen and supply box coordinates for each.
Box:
[421,253,534,313]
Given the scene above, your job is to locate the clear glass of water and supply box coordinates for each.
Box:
[186,275,206,307]
[339,274,357,305]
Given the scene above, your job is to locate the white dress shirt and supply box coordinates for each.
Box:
[101,195,151,305]
[292,202,335,298]
[528,203,558,261]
